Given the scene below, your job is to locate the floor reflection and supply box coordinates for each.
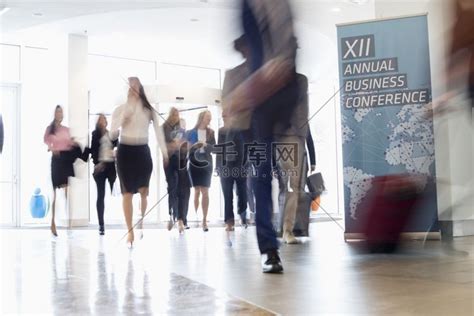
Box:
[1,224,472,315]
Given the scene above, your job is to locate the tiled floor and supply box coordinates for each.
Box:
[1,222,473,315]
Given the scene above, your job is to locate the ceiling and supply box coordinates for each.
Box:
[0,0,379,82]
[0,0,377,33]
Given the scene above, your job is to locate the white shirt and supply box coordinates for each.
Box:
[99,132,115,163]
[111,100,168,160]
[198,129,207,142]
[198,129,207,153]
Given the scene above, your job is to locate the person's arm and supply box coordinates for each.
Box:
[43,126,56,151]
[204,129,216,156]
[306,130,316,172]
[152,112,169,163]
[90,131,100,165]
[226,0,296,114]
[110,106,123,141]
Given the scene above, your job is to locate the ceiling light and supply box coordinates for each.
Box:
[0,7,10,16]
[349,0,369,4]
[331,7,341,13]
[32,12,44,17]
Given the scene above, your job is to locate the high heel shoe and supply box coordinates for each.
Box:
[51,223,58,237]
[202,221,209,232]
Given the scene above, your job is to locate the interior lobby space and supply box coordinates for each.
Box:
[2,223,473,315]
[1,0,473,315]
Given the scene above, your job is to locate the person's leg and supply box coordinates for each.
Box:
[182,186,190,227]
[254,137,279,254]
[63,186,70,228]
[103,163,117,233]
[277,160,289,236]
[165,160,179,222]
[94,171,106,233]
[194,187,200,216]
[221,175,235,228]
[236,175,248,225]
[280,136,306,243]
[122,193,134,244]
[201,187,210,230]
[178,167,191,227]
[247,175,256,213]
[138,187,148,230]
[51,188,57,236]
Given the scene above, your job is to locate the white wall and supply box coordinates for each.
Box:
[67,34,89,226]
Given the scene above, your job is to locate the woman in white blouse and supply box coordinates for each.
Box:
[111,77,168,247]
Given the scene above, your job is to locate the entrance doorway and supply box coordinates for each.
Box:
[0,84,20,226]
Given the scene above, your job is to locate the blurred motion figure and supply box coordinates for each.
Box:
[224,0,299,273]
[111,77,168,247]
[44,105,87,236]
[90,114,118,236]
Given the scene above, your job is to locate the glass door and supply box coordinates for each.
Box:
[0,84,20,226]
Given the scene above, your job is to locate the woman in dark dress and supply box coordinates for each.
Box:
[187,110,215,231]
[110,77,168,247]
[90,114,118,235]
[44,105,85,236]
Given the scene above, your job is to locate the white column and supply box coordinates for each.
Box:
[66,34,89,227]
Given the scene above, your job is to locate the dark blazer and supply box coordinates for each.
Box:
[90,130,118,165]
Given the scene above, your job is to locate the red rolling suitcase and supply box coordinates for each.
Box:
[358,174,422,253]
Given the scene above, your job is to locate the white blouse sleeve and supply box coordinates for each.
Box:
[110,105,123,141]
[152,111,168,161]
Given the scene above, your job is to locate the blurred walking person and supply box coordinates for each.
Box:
[90,114,118,235]
[187,111,215,232]
[162,108,188,233]
[111,77,168,247]
[44,105,86,236]
[224,0,299,273]
[216,113,248,231]
[433,0,474,115]
[449,0,474,110]
[222,35,255,221]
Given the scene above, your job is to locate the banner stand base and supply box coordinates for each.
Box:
[344,232,442,242]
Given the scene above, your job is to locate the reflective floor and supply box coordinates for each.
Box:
[1,222,473,315]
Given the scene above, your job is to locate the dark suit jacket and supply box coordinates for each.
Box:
[90,130,118,165]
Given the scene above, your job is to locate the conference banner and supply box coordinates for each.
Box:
[336,15,440,237]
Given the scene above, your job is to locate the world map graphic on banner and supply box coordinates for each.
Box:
[342,104,435,220]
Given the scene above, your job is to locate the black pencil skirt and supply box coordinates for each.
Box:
[51,152,74,189]
[116,144,153,194]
